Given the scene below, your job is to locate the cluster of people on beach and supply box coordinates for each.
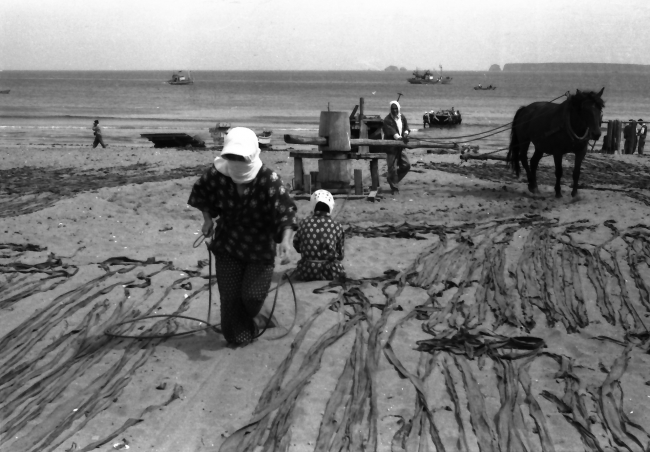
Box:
[186,102,412,346]
[602,119,646,154]
[624,119,646,154]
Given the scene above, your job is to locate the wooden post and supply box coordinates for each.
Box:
[318,111,352,190]
[605,120,613,153]
[304,173,312,194]
[631,120,638,154]
[354,169,363,195]
[614,120,622,155]
[370,159,379,191]
[294,157,304,190]
[310,171,319,190]
[358,98,369,154]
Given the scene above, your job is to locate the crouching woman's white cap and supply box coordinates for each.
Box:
[310,189,335,213]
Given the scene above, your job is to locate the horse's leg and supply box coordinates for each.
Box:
[528,147,543,194]
[518,139,535,192]
[552,153,563,198]
[572,147,586,197]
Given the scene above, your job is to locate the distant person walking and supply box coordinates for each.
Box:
[382,100,411,195]
[638,119,647,155]
[92,120,107,149]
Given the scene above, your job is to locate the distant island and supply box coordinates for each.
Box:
[489,64,501,72]
[502,63,650,73]
[384,66,408,72]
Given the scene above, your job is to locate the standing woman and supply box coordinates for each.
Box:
[188,127,297,346]
[382,101,411,195]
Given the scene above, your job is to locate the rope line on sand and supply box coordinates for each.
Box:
[415,92,569,144]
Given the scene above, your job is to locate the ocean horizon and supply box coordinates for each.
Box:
[0,70,648,148]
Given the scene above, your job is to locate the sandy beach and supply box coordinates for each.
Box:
[2,141,650,452]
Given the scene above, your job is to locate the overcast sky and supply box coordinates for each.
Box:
[2,0,649,71]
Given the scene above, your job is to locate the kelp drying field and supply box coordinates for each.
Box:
[2,213,650,451]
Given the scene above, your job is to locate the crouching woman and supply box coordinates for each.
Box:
[187,127,297,346]
[293,190,345,281]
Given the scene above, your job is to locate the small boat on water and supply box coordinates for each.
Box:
[167,71,194,85]
[423,108,462,127]
[474,84,496,90]
[438,65,452,85]
[407,69,439,85]
[0,90,10,94]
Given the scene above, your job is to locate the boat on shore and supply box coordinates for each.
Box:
[474,84,496,90]
[167,71,194,85]
[407,69,439,85]
[258,130,273,149]
[423,108,462,127]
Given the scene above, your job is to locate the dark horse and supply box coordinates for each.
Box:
[506,88,605,198]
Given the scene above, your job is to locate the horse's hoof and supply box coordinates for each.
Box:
[571,191,579,198]
[555,193,562,199]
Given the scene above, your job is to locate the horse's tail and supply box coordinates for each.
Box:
[506,107,526,177]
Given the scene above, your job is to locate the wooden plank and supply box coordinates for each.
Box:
[303,173,312,194]
[310,171,319,190]
[284,134,457,150]
[289,151,386,160]
[354,169,363,195]
[370,159,379,191]
[294,157,304,191]
[359,98,369,154]
[366,190,379,202]
[350,105,359,121]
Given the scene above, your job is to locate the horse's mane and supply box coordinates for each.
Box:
[568,90,605,109]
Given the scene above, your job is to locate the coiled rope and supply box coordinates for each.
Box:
[104,234,298,341]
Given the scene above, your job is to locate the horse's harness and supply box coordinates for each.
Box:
[544,96,594,143]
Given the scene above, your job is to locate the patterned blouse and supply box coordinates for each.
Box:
[188,164,298,264]
[293,211,345,280]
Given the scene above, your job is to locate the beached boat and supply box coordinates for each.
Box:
[0,90,10,94]
[407,69,439,85]
[474,85,496,90]
[423,109,462,127]
[167,71,194,85]
[258,130,273,149]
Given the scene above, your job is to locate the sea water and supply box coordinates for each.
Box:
[0,70,648,148]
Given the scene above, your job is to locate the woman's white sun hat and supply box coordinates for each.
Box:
[213,127,262,183]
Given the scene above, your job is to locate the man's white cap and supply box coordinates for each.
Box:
[310,189,335,213]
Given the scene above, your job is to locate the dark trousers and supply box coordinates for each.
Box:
[386,149,411,191]
[213,249,274,345]
[638,137,646,155]
[93,135,107,148]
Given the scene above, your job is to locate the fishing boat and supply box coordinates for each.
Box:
[167,71,194,85]
[0,90,10,94]
[407,69,439,85]
[438,65,452,84]
[474,84,496,90]
[423,108,462,127]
